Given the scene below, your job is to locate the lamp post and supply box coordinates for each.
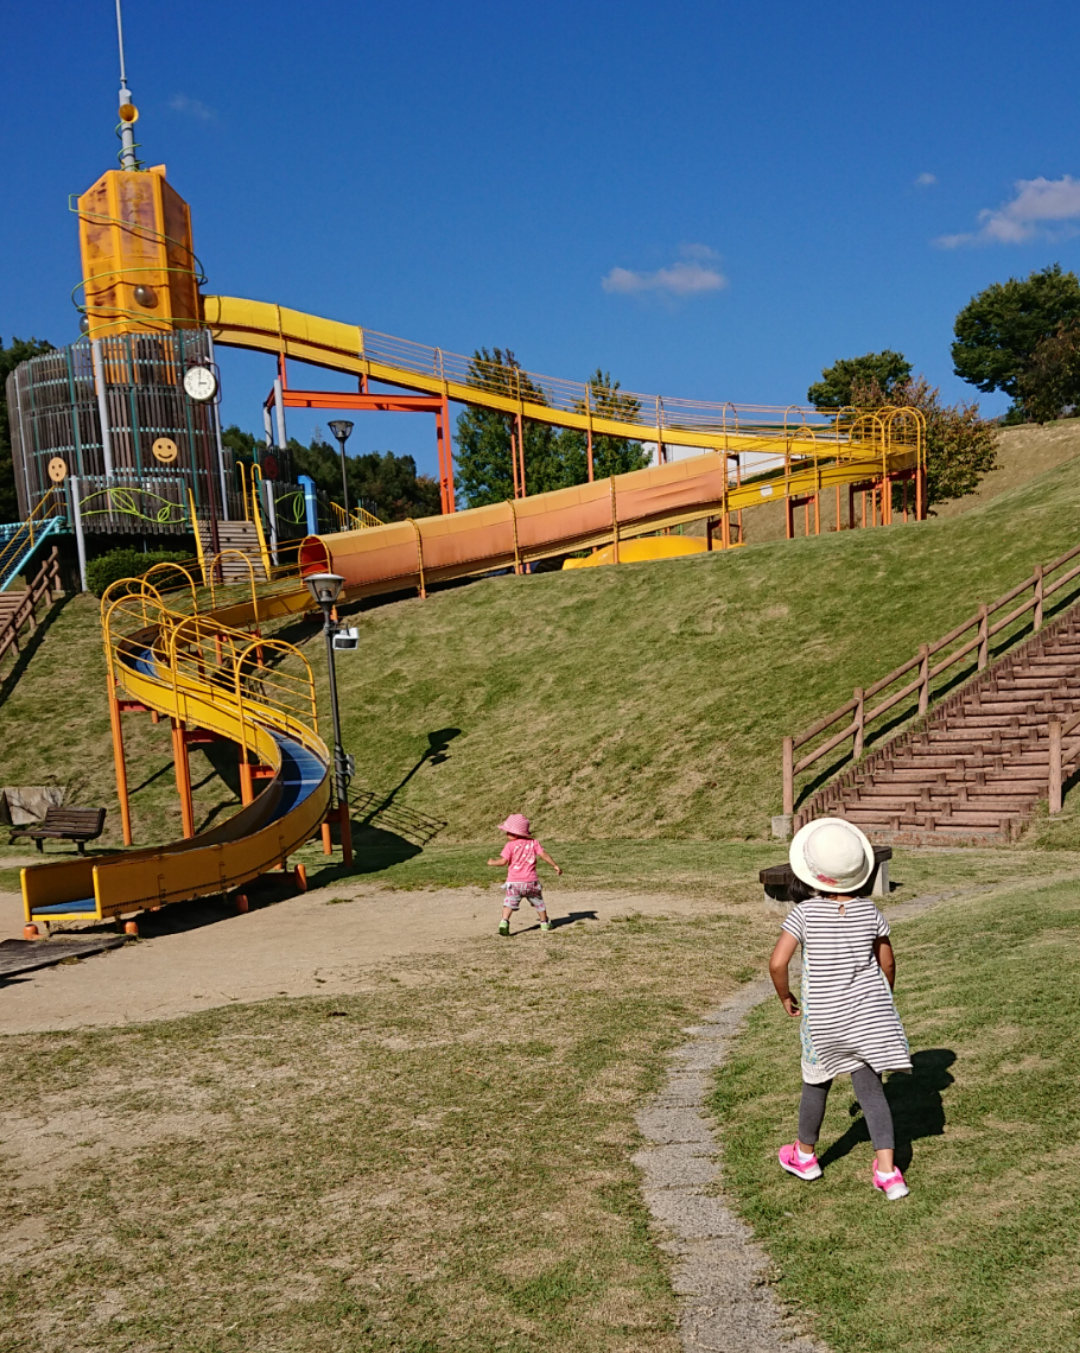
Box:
[328,420,354,523]
[304,571,353,864]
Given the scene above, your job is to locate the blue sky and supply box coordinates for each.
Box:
[4,0,1080,478]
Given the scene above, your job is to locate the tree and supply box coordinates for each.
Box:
[849,374,997,508]
[455,349,567,506]
[221,424,440,522]
[561,370,650,479]
[952,263,1080,400]
[0,335,55,521]
[807,351,912,409]
[455,353,648,506]
[1016,321,1080,424]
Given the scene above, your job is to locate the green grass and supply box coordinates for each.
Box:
[0,903,773,1353]
[709,880,1080,1353]
[3,433,1080,857]
[309,453,1080,842]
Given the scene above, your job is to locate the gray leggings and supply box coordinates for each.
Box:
[799,1065,894,1151]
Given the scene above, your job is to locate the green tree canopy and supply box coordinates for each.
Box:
[455,353,648,507]
[0,335,55,522]
[849,374,997,508]
[221,425,439,521]
[952,263,1080,399]
[1017,322,1080,424]
[807,351,912,409]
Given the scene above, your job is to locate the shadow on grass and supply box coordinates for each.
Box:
[518,910,598,933]
[817,1048,956,1173]
[0,594,74,714]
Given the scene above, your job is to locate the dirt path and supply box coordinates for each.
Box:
[635,889,961,1353]
[0,882,735,1035]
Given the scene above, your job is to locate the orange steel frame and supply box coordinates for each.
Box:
[267,357,457,514]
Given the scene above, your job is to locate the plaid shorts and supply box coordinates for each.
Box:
[504,881,544,911]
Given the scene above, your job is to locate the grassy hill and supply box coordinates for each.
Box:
[740,414,1080,543]
[2,448,1080,850]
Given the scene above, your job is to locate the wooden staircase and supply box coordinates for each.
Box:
[0,548,64,672]
[785,541,1080,846]
[804,604,1080,843]
[195,520,268,581]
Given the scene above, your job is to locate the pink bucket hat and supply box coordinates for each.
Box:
[498,813,531,836]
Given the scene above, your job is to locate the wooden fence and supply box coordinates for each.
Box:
[782,540,1080,816]
[0,548,64,671]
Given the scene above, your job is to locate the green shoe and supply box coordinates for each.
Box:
[498,920,510,936]
[539,921,552,932]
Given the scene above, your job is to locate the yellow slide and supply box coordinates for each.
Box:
[21,580,330,929]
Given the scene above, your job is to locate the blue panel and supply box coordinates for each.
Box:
[32,898,97,915]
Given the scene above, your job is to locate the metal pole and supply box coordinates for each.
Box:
[322,607,353,864]
[206,332,230,521]
[263,479,279,566]
[70,477,88,592]
[336,435,350,519]
[91,340,115,478]
[273,378,287,456]
[115,2,138,171]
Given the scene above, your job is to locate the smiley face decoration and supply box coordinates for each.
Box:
[152,437,179,465]
[47,457,68,483]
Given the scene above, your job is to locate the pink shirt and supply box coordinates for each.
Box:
[501,837,543,883]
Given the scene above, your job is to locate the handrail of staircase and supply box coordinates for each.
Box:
[783,539,1080,816]
[0,489,64,590]
[0,547,63,668]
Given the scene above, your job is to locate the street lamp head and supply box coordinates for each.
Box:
[328,420,354,445]
[304,572,345,609]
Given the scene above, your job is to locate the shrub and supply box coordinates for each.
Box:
[86,548,192,598]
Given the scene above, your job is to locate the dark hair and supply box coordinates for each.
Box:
[788,875,818,904]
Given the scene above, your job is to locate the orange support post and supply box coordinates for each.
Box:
[321,820,333,854]
[436,400,456,514]
[239,754,254,807]
[172,720,195,839]
[516,412,527,497]
[107,682,134,846]
[785,496,794,540]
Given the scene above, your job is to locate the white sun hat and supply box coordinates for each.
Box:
[789,817,875,894]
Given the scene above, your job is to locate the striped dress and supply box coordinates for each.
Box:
[782,897,911,1085]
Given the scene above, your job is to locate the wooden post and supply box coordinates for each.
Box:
[1049,720,1063,813]
[853,688,865,759]
[918,644,930,715]
[977,604,989,670]
[1034,564,1044,631]
[782,737,795,816]
[107,683,133,846]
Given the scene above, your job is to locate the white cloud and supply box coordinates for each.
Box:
[168,93,217,121]
[936,174,1080,247]
[914,172,937,187]
[602,244,727,297]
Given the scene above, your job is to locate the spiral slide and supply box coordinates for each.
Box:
[21,585,330,930]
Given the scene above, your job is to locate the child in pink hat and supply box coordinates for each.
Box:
[487,814,562,935]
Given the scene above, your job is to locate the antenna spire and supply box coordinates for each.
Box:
[114,0,138,169]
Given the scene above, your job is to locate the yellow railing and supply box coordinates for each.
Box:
[329,502,385,533]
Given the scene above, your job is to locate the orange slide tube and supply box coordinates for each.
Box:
[299,452,737,596]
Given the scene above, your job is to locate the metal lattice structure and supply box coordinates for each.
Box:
[6,329,226,534]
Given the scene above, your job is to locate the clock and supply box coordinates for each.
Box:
[183,365,218,402]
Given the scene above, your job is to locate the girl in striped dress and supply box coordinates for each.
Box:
[768,818,912,1201]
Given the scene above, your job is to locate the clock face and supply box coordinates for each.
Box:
[183,365,218,402]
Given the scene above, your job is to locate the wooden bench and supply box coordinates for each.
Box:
[759,846,892,902]
[9,806,107,855]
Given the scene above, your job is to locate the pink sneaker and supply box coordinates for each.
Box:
[778,1143,822,1181]
[872,1163,910,1200]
